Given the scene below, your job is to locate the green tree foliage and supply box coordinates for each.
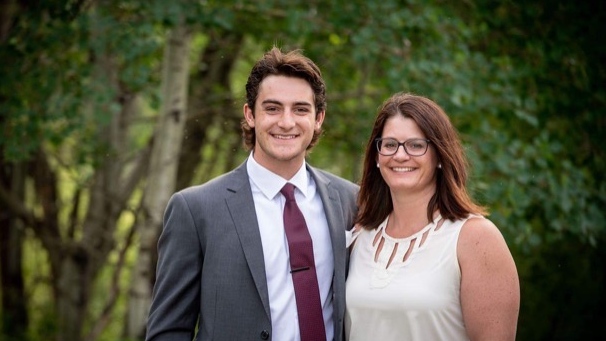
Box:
[1,1,89,161]
[1,0,604,340]
[458,1,606,338]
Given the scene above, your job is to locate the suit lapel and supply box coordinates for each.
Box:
[309,166,349,339]
[225,163,271,320]
[309,167,347,273]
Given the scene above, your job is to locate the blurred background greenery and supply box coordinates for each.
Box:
[1,0,604,340]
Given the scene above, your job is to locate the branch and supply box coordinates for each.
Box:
[0,182,39,227]
[67,187,81,239]
[31,149,60,235]
[84,221,136,341]
[117,143,152,205]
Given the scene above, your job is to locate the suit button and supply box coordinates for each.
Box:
[260,330,269,340]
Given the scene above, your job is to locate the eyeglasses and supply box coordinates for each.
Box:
[375,137,431,156]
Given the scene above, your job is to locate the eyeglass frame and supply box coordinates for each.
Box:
[375,137,432,156]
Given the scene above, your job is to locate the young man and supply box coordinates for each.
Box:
[146,47,358,341]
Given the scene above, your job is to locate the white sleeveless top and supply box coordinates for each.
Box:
[345,215,470,341]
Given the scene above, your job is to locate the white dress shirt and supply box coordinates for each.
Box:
[247,154,334,341]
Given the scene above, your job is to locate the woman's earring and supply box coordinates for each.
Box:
[438,163,442,169]
[377,163,380,168]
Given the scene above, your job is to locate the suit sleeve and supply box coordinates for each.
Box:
[146,192,202,341]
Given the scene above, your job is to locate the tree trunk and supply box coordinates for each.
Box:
[125,24,192,340]
[52,8,142,339]
[176,30,243,190]
[54,103,126,341]
[0,161,28,341]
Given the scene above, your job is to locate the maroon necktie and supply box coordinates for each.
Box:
[281,183,326,341]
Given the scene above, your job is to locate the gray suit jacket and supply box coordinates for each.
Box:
[146,161,359,341]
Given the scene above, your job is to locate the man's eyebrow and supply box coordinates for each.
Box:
[260,99,313,107]
[261,99,282,106]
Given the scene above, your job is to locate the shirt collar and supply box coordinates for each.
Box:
[246,152,310,200]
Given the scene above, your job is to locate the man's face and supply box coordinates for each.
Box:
[243,75,324,178]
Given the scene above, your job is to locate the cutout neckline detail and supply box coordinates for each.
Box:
[372,215,444,270]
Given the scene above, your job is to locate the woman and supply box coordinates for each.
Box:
[345,93,520,340]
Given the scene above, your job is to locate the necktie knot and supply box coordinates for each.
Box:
[281,183,296,202]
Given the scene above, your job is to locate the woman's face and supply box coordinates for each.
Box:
[377,115,439,196]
